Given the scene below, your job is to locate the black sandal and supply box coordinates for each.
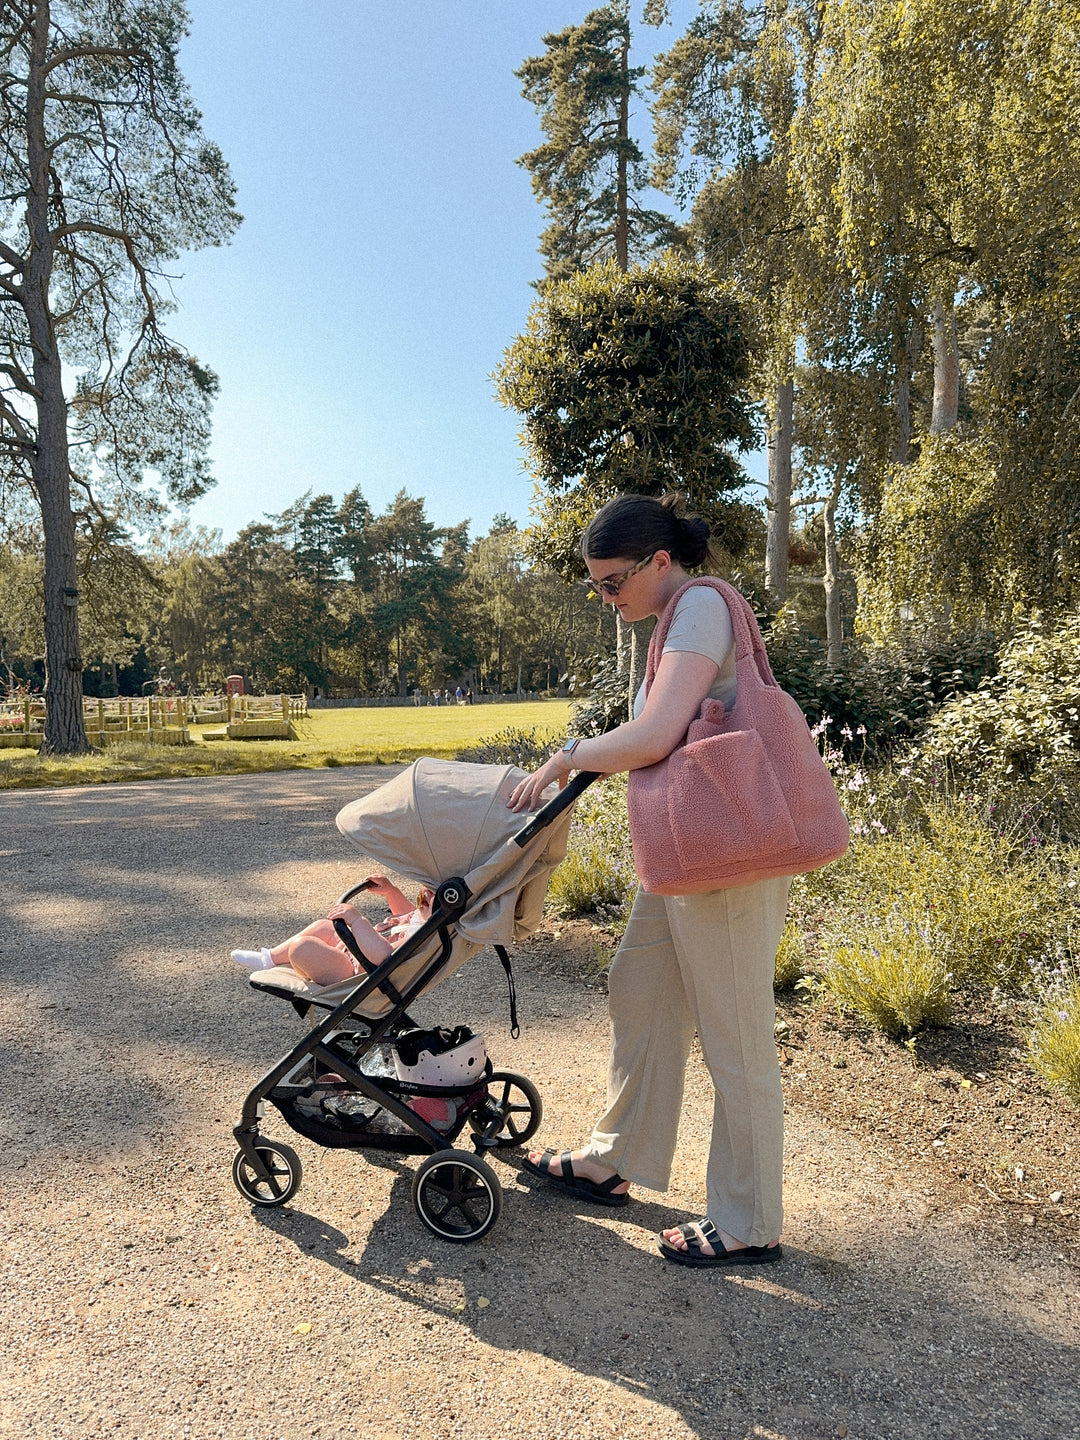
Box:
[521,1148,630,1208]
[658,1217,783,1268]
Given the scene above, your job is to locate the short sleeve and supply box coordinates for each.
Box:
[662,586,733,669]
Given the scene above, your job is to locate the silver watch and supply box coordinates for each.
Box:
[561,736,582,764]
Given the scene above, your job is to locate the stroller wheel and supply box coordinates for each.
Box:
[412,1150,502,1243]
[232,1141,303,1207]
[469,1071,543,1149]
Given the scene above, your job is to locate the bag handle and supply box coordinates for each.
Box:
[643,577,778,699]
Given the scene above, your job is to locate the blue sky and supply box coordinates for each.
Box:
[175,1,763,547]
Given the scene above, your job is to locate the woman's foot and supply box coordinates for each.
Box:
[658,1217,782,1267]
[522,1147,631,1207]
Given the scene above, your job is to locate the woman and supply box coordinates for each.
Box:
[508,493,790,1268]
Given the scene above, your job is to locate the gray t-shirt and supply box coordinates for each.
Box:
[633,584,737,718]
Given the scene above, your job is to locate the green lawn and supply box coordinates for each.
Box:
[0,700,573,790]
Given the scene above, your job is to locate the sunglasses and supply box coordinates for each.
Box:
[583,554,655,599]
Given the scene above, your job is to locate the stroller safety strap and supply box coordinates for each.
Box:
[332,916,407,1010]
[493,945,519,1039]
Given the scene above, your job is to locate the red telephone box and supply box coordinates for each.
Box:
[226,675,245,697]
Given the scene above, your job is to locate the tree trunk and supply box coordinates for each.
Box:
[26,11,89,755]
[892,314,923,464]
[930,298,960,434]
[765,374,793,604]
[626,617,653,721]
[615,28,629,272]
[615,610,627,675]
[822,472,844,668]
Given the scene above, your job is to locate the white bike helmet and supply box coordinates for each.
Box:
[393,1025,488,1087]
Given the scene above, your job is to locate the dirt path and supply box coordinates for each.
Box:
[1,768,1077,1440]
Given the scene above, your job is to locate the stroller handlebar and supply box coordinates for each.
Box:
[510,769,601,848]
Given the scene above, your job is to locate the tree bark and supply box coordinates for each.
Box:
[930,298,960,434]
[26,8,89,754]
[615,28,629,272]
[765,374,793,603]
[892,314,923,464]
[822,472,844,668]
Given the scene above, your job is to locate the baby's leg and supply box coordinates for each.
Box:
[285,915,392,985]
[267,917,340,966]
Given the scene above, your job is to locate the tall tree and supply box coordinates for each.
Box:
[496,255,756,567]
[0,1,239,752]
[517,2,674,285]
[651,0,815,604]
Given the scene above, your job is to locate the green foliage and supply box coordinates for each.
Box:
[774,923,806,991]
[566,650,630,737]
[764,608,998,751]
[495,255,757,575]
[516,3,673,282]
[546,773,636,925]
[455,727,563,769]
[824,905,953,1039]
[1027,961,1080,1110]
[806,749,1078,989]
[912,613,1080,787]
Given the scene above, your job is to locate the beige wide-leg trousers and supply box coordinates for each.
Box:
[588,875,791,1247]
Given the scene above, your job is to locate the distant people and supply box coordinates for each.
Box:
[466,688,474,705]
[413,686,422,707]
[455,686,463,705]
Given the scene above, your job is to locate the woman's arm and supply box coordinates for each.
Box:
[507,648,720,812]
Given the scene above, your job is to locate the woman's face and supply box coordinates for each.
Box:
[586,552,667,622]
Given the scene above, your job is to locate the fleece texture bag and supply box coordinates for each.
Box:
[627,578,849,893]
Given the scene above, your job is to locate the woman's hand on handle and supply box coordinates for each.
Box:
[507,750,573,813]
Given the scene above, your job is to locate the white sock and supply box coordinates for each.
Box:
[231,948,274,970]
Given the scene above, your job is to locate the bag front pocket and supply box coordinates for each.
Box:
[666,729,798,875]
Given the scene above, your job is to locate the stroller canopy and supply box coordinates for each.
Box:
[335,758,572,948]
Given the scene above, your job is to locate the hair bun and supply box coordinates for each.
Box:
[677,515,710,568]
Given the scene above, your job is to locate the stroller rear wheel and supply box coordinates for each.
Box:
[412,1150,502,1243]
[232,1140,302,1207]
[469,1071,543,1149]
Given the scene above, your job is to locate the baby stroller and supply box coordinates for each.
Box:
[231,758,597,1243]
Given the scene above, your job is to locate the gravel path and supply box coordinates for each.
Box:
[1,768,1077,1440]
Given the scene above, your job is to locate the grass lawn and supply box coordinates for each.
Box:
[0,700,573,790]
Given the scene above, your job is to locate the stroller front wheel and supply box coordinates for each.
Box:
[232,1140,302,1207]
[469,1071,543,1149]
[412,1150,502,1243]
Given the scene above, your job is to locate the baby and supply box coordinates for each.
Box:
[231,875,435,986]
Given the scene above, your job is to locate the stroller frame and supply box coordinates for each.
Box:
[231,770,597,1243]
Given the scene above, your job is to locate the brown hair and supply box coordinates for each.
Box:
[581,493,710,568]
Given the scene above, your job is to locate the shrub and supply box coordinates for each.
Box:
[456,726,563,769]
[824,905,953,1037]
[802,741,1080,989]
[764,609,998,756]
[1027,960,1080,1108]
[546,774,636,925]
[914,612,1080,786]
[567,651,631,737]
[774,922,806,991]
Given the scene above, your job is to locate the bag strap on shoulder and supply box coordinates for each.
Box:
[643,577,778,698]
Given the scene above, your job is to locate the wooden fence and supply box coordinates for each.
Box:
[0,693,307,747]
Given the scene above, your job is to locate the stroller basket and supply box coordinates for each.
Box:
[231,762,598,1243]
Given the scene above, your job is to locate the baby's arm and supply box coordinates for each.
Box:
[364,874,412,917]
[327,902,393,964]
